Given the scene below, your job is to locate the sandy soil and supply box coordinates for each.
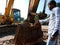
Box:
[0,25,60,45]
[0,35,14,45]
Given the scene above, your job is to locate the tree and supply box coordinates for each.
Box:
[57,3,60,7]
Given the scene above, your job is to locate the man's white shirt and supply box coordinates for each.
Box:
[48,7,60,36]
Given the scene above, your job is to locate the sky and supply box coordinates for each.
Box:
[36,0,60,14]
[0,0,60,19]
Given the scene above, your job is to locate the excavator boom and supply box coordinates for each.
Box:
[28,0,40,13]
[4,0,14,21]
[27,0,40,23]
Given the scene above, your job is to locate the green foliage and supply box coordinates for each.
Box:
[57,3,60,7]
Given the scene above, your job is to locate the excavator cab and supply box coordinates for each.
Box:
[10,9,21,23]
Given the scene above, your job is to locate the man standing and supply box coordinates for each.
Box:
[46,0,60,45]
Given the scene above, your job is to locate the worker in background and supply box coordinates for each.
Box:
[46,0,60,45]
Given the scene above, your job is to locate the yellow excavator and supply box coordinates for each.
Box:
[0,0,14,24]
[4,0,14,24]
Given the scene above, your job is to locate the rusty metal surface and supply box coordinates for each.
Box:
[14,20,43,45]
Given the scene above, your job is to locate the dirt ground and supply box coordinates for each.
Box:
[0,25,60,45]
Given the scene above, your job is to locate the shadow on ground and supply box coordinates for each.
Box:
[33,40,46,45]
[0,31,15,38]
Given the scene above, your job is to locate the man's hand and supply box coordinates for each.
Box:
[51,36,55,41]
